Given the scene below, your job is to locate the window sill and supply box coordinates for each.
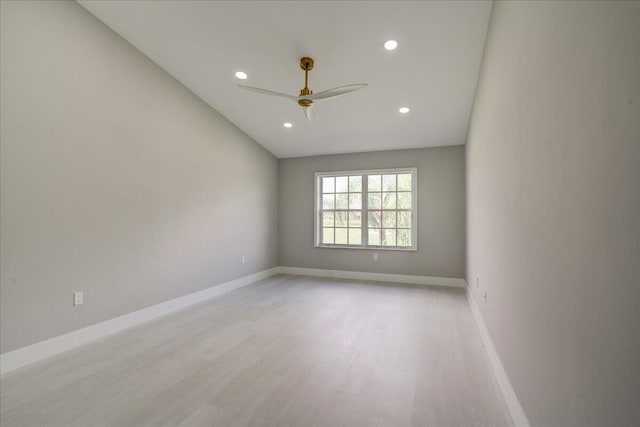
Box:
[315,244,417,252]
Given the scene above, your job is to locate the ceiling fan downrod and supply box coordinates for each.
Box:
[298,57,314,107]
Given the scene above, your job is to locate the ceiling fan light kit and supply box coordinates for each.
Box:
[237,56,367,121]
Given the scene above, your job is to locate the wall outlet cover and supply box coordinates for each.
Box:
[74,292,84,306]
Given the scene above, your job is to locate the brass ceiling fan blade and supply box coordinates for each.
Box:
[305,84,368,101]
[237,84,297,100]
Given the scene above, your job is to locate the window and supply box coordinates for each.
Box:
[315,168,417,250]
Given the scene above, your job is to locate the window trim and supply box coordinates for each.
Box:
[314,168,418,251]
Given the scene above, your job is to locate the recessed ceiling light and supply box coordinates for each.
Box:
[384,40,398,51]
[283,122,293,128]
[399,107,410,114]
[235,71,247,80]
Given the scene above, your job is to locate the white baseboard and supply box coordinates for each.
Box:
[277,266,466,288]
[0,267,279,375]
[465,285,531,427]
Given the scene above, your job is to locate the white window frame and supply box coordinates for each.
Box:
[314,168,418,251]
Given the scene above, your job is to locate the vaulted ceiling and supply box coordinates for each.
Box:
[78,1,491,158]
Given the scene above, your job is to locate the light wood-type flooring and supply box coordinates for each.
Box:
[1,274,513,426]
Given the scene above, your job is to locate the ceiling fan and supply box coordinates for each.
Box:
[237,57,367,121]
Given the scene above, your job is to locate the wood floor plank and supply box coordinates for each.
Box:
[0,274,513,426]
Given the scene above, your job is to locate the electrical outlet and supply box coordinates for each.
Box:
[373,252,378,260]
[74,291,84,306]
[241,255,245,264]
[483,290,488,304]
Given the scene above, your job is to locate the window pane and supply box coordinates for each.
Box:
[335,228,348,244]
[382,229,396,246]
[368,193,381,209]
[368,175,381,192]
[335,212,348,227]
[322,212,334,227]
[383,174,397,191]
[322,177,335,193]
[397,174,412,191]
[349,176,362,192]
[322,194,334,209]
[348,228,362,245]
[335,176,349,193]
[335,193,348,209]
[322,228,334,244]
[349,193,362,209]
[349,211,362,227]
[382,192,396,209]
[397,192,412,209]
[397,229,411,247]
[397,211,412,228]
[382,211,396,228]
[368,211,381,228]
[368,228,381,245]
[318,170,415,250]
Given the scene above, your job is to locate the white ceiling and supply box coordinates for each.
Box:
[78,1,491,158]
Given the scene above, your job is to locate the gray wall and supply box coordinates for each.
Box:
[279,147,466,278]
[0,1,278,354]
[466,1,639,426]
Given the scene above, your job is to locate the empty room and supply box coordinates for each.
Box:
[0,1,638,426]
